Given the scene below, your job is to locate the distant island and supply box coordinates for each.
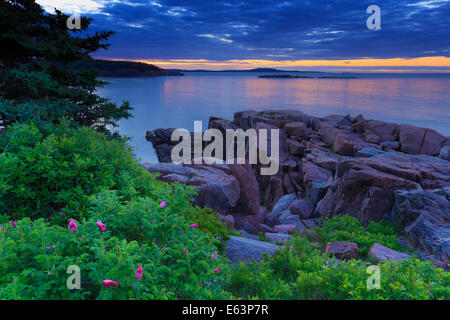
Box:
[167,68,325,73]
[258,75,315,78]
[259,74,357,79]
[76,59,184,77]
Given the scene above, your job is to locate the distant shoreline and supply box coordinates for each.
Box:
[258,74,357,79]
[77,59,184,77]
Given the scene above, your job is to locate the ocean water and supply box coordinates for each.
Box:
[97,72,450,163]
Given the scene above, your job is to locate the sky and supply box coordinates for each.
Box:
[36,0,450,71]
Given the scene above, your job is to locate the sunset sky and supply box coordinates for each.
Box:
[37,0,450,72]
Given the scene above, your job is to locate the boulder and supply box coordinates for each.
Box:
[287,139,305,156]
[228,163,260,215]
[289,199,314,219]
[333,133,358,156]
[439,146,450,161]
[392,188,450,269]
[336,114,353,128]
[325,241,359,260]
[302,219,321,229]
[224,236,283,263]
[315,158,420,222]
[399,124,426,155]
[302,160,332,204]
[368,243,411,262]
[317,123,339,145]
[277,208,303,227]
[364,133,380,144]
[313,156,340,174]
[219,215,235,230]
[284,122,308,139]
[265,194,297,227]
[141,163,240,214]
[352,119,399,142]
[208,117,239,132]
[420,129,448,156]
[263,175,285,210]
[273,224,297,234]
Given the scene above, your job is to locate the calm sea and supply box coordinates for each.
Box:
[97,72,450,163]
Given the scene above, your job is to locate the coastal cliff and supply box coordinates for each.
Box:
[145,110,450,269]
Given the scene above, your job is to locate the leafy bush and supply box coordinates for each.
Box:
[0,194,231,300]
[0,122,228,242]
[227,236,449,300]
[316,215,404,257]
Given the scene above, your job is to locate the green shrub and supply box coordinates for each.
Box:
[316,215,404,257]
[0,195,231,300]
[0,122,228,242]
[227,236,449,300]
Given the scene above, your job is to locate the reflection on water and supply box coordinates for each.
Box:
[97,73,450,163]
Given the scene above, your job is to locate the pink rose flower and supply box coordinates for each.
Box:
[214,268,221,273]
[96,220,106,233]
[102,280,119,287]
[68,219,77,232]
[190,223,198,229]
[11,221,17,227]
[159,201,167,208]
[184,248,189,255]
[136,265,143,280]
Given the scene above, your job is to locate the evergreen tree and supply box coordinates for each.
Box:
[0,0,132,131]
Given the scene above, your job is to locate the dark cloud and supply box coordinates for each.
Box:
[80,0,450,60]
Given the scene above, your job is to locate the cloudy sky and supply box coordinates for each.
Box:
[37,0,450,71]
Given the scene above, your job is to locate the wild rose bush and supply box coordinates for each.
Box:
[0,121,228,241]
[0,195,230,300]
[0,121,230,299]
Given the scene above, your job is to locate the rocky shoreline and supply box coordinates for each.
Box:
[143,110,450,269]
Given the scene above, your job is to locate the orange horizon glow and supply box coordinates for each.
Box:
[106,56,450,72]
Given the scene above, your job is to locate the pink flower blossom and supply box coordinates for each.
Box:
[136,265,143,280]
[184,248,189,255]
[190,223,198,229]
[102,280,119,287]
[159,201,167,208]
[68,219,77,232]
[214,268,221,273]
[0,225,3,230]
[96,220,106,233]
[211,251,218,260]
[11,221,17,227]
